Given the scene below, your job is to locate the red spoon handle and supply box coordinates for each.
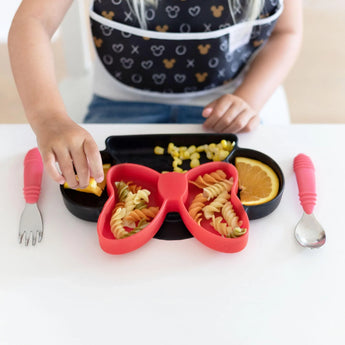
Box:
[23,148,43,204]
[293,153,317,214]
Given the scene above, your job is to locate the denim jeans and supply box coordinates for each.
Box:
[83,95,205,124]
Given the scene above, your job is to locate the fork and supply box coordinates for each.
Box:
[19,148,44,246]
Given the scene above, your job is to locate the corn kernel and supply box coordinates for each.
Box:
[218,149,230,161]
[220,139,228,149]
[213,154,221,161]
[196,145,207,152]
[171,150,179,158]
[172,158,182,168]
[187,145,197,154]
[167,142,176,154]
[154,146,164,155]
[206,151,213,160]
[227,141,235,151]
[190,159,200,168]
[190,152,200,160]
[181,151,190,159]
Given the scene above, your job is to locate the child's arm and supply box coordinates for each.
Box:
[202,0,303,133]
[8,0,104,188]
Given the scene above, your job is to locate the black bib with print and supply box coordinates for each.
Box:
[90,0,282,94]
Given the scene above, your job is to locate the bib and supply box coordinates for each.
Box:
[90,0,283,96]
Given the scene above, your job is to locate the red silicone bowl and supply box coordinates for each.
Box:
[97,161,249,254]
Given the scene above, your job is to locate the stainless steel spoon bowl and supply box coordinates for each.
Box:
[294,213,326,248]
[293,154,326,248]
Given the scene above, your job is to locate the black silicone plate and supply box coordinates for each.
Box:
[60,133,284,240]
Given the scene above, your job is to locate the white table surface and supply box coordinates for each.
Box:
[0,123,344,345]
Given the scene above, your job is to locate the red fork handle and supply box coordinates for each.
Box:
[293,153,317,214]
[23,148,43,204]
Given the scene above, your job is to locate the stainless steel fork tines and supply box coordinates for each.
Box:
[18,148,44,246]
[19,203,43,246]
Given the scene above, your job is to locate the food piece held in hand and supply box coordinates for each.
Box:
[97,163,111,191]
[63,163,111,197]
[235,157,279,206]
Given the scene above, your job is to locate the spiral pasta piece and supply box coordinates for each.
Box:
[203,178,233,200]
[122,192,137,214]
[211,216,230,237]
[110,207,128,239]
[121,189,149,214]
[202,191,230,219]
[110,181,160,239]
[133,189,150,204]
[115,181,130,202]
[188,193,208,225]
[124,207,159,223]
[127,182,142,194]
[221,201,243,230]
[189,170,227,189]
[135,200,148,210]
[112,201,126,215]
[232,227,247,237]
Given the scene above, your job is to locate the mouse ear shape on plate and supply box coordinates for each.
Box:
[98,163,166,254]
[180,162,249,253]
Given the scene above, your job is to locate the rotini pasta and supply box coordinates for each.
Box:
[232,227,247,237]
[112,201,126,214]
[110,180,159,239]
[221,201,243,230]
[121,192,137,214]
[133,189,150,204]
[123,206,159,228]
[189,169,227,189]
[127,181,142,194]
[110,207,128,239]
[211,214,246,238]
[188,193,208,225]
[203,178,233,200]
[115,181,130,202]
[211,216,229,237]
[187,170,246,238]
[202,191,230,219]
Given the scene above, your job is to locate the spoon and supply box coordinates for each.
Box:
[293,154,326,248]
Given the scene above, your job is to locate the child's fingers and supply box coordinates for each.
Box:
[83,138,104,183]
[212,102,244,132]
[54,149,79,188]
[41,150,65,185]
[221,109,254,133]
[70,147,90,189]
[202,99,217,118]
[203,98,233,129]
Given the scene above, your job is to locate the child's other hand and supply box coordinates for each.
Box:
[202,94,260,133]
[35,118,104,188]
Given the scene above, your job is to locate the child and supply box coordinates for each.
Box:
[8,0,302,189]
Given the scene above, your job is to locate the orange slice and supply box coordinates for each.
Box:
[235,157,279,206]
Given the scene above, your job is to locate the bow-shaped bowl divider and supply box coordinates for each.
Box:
[97,161,249,254]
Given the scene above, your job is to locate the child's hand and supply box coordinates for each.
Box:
[35,118,104,188]
[202,94,260,133]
